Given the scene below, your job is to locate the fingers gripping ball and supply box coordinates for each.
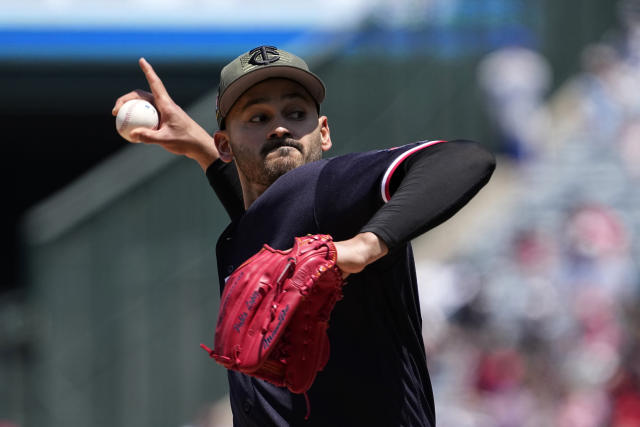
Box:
[115,99,159,142]
[200,234,345,395]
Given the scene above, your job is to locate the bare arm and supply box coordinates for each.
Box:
[334,232,389,278]
[112,58,218,171]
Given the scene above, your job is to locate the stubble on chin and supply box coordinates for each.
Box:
[235,136,324,187]
[263,149,304,184]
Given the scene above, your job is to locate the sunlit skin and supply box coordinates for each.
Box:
[213,78,332,209]
[113,61,388,277]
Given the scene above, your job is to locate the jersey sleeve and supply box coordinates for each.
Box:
[361,139,496,248]
[206,159,244,220]
[315,140,496,247]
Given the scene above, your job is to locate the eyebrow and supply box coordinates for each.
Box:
[239,92,310,112]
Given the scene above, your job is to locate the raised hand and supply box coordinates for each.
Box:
[112,58,219,171]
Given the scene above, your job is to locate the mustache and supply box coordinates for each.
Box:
[261,138,303,156]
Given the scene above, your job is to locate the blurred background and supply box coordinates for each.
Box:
[1,0,639,426]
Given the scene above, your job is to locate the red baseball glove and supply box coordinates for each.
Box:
[200,234,344,394]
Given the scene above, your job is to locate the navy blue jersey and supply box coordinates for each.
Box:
[209,139,495,426]
[214,141,452,426]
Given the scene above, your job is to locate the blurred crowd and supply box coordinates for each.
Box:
[418,3,640,426]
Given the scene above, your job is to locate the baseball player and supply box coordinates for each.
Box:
[113,45,496,426]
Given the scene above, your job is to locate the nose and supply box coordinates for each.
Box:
[268,124,292,140]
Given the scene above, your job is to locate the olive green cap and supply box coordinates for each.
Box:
[216,45,326,129]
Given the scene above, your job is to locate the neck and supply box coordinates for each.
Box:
[239,176,268,210]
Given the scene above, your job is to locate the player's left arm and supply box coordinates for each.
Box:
[333,232,389,277]
[334,139,496,276]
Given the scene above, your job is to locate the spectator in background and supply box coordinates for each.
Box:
[477,46,552,163]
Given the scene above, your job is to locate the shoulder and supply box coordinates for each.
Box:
[326,140,448,165]
[320,140,448,183]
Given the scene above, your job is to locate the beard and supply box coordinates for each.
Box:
[234,136,323,187]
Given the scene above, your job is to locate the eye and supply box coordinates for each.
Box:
[288,110,306,120]
[249,114,267,123]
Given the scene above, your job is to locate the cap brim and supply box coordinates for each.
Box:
[218,66,325,118]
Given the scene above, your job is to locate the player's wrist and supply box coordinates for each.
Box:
[335,232,388,276]
[189,139,219,171]
[357,232,388,262]
[180,126,219,171]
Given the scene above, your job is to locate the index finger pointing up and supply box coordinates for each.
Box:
[139,57,171,101]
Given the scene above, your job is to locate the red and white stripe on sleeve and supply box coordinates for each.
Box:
[380,140,446,203]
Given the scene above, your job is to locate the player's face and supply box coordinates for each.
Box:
[220,78,332,187]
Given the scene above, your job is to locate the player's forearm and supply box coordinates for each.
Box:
[157,112,220,171]
[184,129,219,171]
[333,232,389,277]
[361,140,496,249]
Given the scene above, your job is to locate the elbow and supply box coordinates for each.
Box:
[448,139,496,182]
[475,143,497,180]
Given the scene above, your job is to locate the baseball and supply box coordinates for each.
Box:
[115,99,159,142]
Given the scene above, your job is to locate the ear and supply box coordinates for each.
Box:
[213,130,234,163]
[319,116,332,152]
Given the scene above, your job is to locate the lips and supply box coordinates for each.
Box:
[261,138,303,156]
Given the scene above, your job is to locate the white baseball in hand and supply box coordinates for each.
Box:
[115,99,159,142]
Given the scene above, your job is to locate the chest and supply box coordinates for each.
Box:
[216,164,324,287]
